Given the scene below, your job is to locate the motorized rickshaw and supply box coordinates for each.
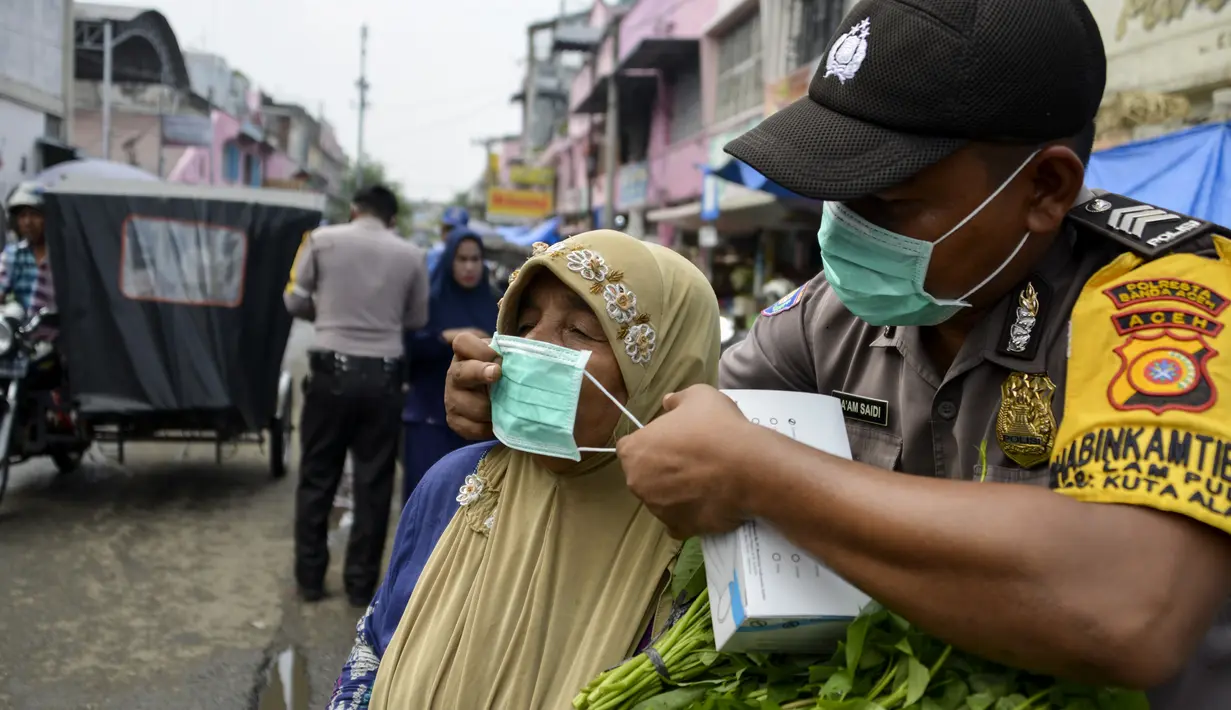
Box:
[25,179,323,488]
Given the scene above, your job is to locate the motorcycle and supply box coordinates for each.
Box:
[0,304,94,506]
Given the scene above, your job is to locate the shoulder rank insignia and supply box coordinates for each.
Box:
[996,372,1058,468]
[1068,193,1216,259]
[762,286,804,317]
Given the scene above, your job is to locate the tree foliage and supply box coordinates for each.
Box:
[326,159,415,235]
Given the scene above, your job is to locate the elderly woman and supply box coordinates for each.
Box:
[328,230,720,709]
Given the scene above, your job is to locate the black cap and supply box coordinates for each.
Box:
[724,0,1107,202]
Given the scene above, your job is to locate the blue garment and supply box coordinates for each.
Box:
[329,441,496,710]
[402,229,498,425]
[402,421,469,504]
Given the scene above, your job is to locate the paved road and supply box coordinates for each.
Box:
[0,323,372,710]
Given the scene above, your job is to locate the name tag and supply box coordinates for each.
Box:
[833,390,890,427]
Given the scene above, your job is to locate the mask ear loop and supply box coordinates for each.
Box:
[577,371,644,453]
[934,148,1041,247]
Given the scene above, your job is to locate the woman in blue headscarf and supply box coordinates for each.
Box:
[402,228,498,503]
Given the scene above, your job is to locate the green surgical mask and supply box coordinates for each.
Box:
[489,334,642,461]
[817,149,1039,327]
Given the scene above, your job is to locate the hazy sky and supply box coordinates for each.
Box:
[122,0,576,201]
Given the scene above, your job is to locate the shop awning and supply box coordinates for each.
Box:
[553,25,604,52]
[646,201,702,226]
[648,190,783,232]
[1086,121,1231,224]
[573,72,658,114]
[618,38,698,72]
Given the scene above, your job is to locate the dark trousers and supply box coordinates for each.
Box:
[294,369,401,599]
[402,422,469,506]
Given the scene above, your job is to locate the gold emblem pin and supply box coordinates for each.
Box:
[996,372,1058,469]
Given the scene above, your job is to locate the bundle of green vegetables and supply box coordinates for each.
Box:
[574,548,1149,710]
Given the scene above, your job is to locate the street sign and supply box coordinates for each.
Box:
[509,165,555,187]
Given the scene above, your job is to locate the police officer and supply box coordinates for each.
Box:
[441,1,1231,707]
[286,184,429,607]
[440,205,469,241]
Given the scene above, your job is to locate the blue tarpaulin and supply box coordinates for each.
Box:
[500,217,562,247]
[1086,122,1231,225]
[701,158,809,221]
[707,159,805,200]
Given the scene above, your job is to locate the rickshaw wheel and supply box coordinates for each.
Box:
[52,450,83,474]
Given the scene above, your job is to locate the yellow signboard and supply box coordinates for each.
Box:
[509,165,556,187]
[487,152,501,179]
[486,188,554,222]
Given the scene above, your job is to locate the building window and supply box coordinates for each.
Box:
[788,0,845,69]
[222,141,241,183]
[120,216,249,307]
[715,12,763,124]
[44,115,63,140]
[669,63,702,143]
[243,153,262,186]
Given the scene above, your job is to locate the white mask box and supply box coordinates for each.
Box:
[702,390,874,654]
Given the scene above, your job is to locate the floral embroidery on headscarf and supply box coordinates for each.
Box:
[623,323,657,365]
[456,474,485,506]
[566,249,610,283]
[603,283,637,324]
[462,452,501,536]
[511,239,658,366]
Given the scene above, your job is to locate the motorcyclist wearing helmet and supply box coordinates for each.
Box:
[2,182,55,317]
[0,182,57,380]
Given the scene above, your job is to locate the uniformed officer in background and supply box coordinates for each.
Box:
[286,184,429,607]
[440,205,469,241]
[441,0,1231,707]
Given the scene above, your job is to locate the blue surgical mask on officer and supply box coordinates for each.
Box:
[817,149,1040,327]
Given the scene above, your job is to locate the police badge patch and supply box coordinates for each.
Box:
[761,286,804,317]
[996,372,1058,468]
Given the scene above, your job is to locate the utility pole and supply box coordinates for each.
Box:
[524,28,536,158]
[602,13,621,229]
[101,20,114,161]
[472,136,504,221]
[354,24,371,188]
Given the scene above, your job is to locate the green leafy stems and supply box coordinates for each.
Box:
[574,546,1151,710]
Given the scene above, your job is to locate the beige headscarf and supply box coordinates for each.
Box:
[369,230,720,710]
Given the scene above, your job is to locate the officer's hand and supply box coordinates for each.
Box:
[616,385,755,539]
[444,332,501,441]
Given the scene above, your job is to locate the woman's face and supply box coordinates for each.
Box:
[452,238,485,288]
[513,272,629,471]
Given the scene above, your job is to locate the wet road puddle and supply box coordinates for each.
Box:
[257,647,310,710]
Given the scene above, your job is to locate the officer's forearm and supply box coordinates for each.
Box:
[284,291,315,321]
[735,425,1231,689]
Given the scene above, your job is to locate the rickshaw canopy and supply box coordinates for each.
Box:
[42,179,324,429]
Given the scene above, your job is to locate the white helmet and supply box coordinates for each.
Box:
[6,181,44,213]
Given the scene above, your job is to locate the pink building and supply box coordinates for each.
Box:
[536,0,715,240]
[167,90,296,187]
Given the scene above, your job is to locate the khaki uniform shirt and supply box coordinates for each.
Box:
[284,215,429,358]
[719,199,1230,709]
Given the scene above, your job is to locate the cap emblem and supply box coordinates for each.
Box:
[825,18,870,84]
